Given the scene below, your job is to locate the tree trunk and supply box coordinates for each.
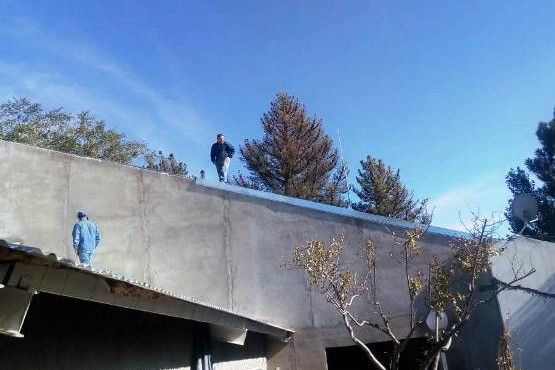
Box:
[419,348,440,370]
[391,343,401,370]
[342,314,387,370]
[420,351,441,370]
[426,352,441,370]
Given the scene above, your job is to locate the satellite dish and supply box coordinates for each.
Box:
[426,310,448,332]
[511,193,538,223]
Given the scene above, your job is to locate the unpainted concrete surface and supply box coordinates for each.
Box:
[493,237,555,370]
[0,140,463,369]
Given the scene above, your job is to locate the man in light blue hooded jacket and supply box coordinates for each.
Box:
[72,210,100,265]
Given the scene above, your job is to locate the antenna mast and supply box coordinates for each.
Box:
[337,127,351,206]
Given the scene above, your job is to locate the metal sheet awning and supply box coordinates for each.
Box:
[0,239,293,342]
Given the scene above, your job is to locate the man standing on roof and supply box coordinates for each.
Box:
[72,210,100,266]
[210,133,235,183]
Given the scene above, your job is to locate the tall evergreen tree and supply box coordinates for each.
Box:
[235,92,348,206]
[505,110,555,239]
[352,155,430,223]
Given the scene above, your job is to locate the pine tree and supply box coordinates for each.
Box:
[235,92,348,206]
[505,110,555,239]
[352,155,430,223]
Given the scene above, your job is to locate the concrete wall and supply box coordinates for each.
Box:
[492,236,555,370]
[446,273,504,370]
[0,140,461,369]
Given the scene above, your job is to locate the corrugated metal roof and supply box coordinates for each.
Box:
[0,239,293,341]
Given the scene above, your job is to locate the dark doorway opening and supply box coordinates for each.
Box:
[326,337,429,370]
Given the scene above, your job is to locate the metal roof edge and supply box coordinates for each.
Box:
[1,140,468,239]
[0,239,294,340]
[196,179,471,239]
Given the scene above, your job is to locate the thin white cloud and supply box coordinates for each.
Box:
[0,62,159,142]
[430,173,511,235]
[433,175,507,208]
[68,49,210,144]
[0,17,212,147]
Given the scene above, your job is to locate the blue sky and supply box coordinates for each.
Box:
[2,1,555,234]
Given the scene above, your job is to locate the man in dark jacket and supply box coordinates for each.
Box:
[210,134,235,183]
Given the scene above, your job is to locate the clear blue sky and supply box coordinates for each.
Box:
[2,1,555,234]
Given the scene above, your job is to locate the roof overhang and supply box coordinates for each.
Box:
[0,239,293,343]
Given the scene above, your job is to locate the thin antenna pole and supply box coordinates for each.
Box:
[337,127,351,206]
[337,127,345,160]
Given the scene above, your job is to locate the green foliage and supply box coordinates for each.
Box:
[497,330,521,370]
[235,92,349,207]
[0,97,146,164]
[0,97,189,175]
[293,236,357,302]
[322,161,350,207]
[145,151,188,177]
[506,110,555,239]
[352,155,430,223]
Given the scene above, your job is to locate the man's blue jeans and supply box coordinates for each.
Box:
[215,158,231,182]
[78,251,93,265]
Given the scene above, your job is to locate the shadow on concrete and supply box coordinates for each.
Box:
[509,271,555,369]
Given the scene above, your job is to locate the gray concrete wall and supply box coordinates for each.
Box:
[446,273,504,370]
[492,237,555,370]
[0,140,461,369]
